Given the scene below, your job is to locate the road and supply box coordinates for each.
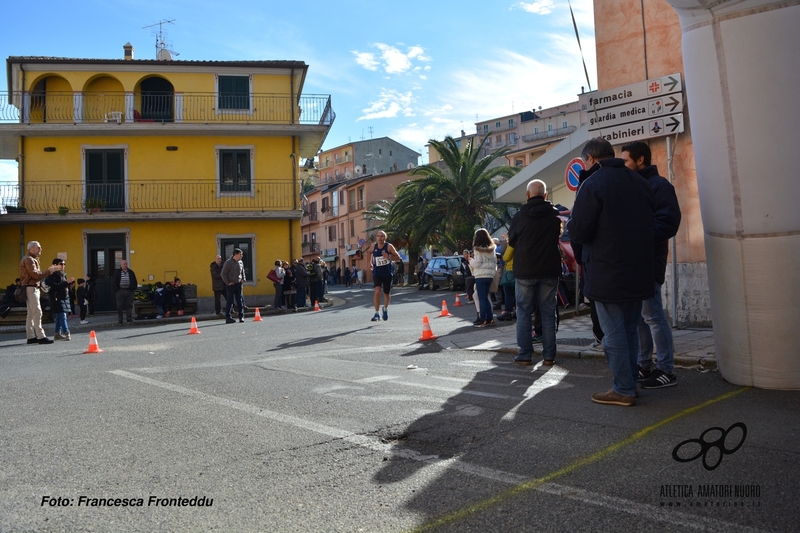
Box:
[1,286,798,532]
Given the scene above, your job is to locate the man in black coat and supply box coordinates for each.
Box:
[508,179,563,366]
[567,138,655,406]
[622,141,682,389]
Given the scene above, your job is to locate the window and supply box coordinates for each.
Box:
[515,159,523,167]
[534,127,540,134]
[496,135,502,144]
[562,120,568,129]
[357,187,365,210]
[350,219,355,237]
[548,124,554,131]
[218,148,252,193]
[220,236,254,284]
[348,190,356,211]
[495,121,501,128]
[328,225,337,241]
[483,124,489,134]
[217,75,250,110]
[456,140,461,148]
[85,148,125,211]
[508,118,515,128]
[508,133,517,143]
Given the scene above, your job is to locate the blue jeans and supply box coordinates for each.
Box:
[595,300,643,397]
[638,282,675,373]
[515,278,558,361]
[503,283,516,313]
[225,283,244,320]
[54,312,69,334]
[475,278,493,322]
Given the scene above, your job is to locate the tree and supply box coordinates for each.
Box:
[403,135,519,252]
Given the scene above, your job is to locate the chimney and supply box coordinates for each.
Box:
[123,42,134,60]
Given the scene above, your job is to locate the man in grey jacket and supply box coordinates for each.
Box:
[220,249,246,323]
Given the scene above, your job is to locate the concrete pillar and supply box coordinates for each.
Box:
[665,0,800,388]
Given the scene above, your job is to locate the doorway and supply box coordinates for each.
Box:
[87,233,127,312]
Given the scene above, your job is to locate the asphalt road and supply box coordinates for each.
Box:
[1,286,798,532]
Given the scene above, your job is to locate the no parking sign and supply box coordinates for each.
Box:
[565,157,585,192]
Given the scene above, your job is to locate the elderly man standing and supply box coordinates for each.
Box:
[567,138,655,407]
[19,241,58,344]
[221,248,246,323]
[210,255,226,317]
[112,259,137,325]
[508,180,563,366]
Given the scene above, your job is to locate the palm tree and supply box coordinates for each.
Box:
[405,135,519,252]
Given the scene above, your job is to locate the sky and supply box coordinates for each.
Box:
[0,0,596,180]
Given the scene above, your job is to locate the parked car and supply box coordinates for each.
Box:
[424,256,465,291]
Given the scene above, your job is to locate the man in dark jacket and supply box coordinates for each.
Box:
[508,179,563,366]
[220,249,245,323]
[622,141,682,389]
[210,255,226,317]
[293,258,310,308]
[111,259,137,325]
[567,138,655,407]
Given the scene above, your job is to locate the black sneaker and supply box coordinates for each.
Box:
[27,338,38,344]
[641,369,677,389]
[473,317,483,325]
[637,366,655,382]
[37,337,54,344]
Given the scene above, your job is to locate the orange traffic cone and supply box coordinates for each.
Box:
[187,317,201,335]
[454,293,462,307]
[83,330,104,354]
[254,308,263,322]
[419,315,438,341]
[314,300,321,312]
[439,300,451,317]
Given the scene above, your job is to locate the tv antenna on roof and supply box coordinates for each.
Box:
[143,19,180,60]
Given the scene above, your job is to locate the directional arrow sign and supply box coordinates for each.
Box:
[579,73,683,112]
[587,93,684,131]
[597,113,684,145]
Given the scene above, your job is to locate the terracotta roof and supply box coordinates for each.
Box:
[7,57,307,68]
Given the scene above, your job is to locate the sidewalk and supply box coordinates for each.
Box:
[436,311,717,370]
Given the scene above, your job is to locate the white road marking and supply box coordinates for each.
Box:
[110,369,761,533]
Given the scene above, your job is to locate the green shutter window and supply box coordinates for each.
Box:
[219,75,249,110]
[220,149,251,192]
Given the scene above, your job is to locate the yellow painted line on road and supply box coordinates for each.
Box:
[407,386,751,533]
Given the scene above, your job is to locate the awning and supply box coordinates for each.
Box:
[320,256,337,262]
[346,249,360,256]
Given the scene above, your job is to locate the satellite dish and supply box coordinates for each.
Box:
[354,166,362,175]
[407,162,416,169]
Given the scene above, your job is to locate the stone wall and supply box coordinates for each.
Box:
[663,262,712,328]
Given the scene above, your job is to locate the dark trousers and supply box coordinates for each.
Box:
[310,281,323,306]
[226,283,244,320]
[79,303,87,321]
[296,286,308,307]
[115,289,134,322]
[213,289,227,314]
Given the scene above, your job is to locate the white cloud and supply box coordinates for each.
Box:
[353,51,378,71]
[357,89,415,121]
[352,43,431,75]
[513,1,556,15]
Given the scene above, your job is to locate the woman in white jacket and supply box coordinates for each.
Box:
[470,228,497,327]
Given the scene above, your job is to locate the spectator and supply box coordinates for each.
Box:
[567,138,655,407]
[294,258,309,308]
[508,179,562,366]
[210,255,226,317]
[310,258,324,307]
[171,278,186,316]
[272,260,285,310]
[152,282,167,318]
[283,261,296,310]
[46,258,75,341]
[344,266,352,288]
[469,228,497,327]
[19,241,58,344]
[112,259,137,325]
[85,273,97,316]
[76,278,89,324]
[220,248,246,323]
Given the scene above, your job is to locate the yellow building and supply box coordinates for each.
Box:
[0,46,334,311]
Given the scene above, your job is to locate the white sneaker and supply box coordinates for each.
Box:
[156,315,163,319]
[80,320,89,325]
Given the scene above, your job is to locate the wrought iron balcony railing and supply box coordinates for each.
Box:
[521,125,577,143]
[0,180,298,214]
[0,91,334,126]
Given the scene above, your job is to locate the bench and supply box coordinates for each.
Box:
[0,306,53,326]
[133,283,198,318]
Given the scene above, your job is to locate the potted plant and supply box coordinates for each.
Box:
[4,205,26,214]
[302,240,310,250]
[84,197,106,213]
[58,206,69,216]
[320,206,329,213]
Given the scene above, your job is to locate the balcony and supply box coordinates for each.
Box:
[521,125,577,144]
[302,211,319,224]
[0,91,335,158]
[0,180,300,219]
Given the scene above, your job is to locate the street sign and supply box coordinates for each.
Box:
[587,93,684,131]
[565,158,585,192]
[580,73,684,144]
[596,113,684,145]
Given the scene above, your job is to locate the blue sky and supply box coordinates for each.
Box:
[0,0,596,179]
